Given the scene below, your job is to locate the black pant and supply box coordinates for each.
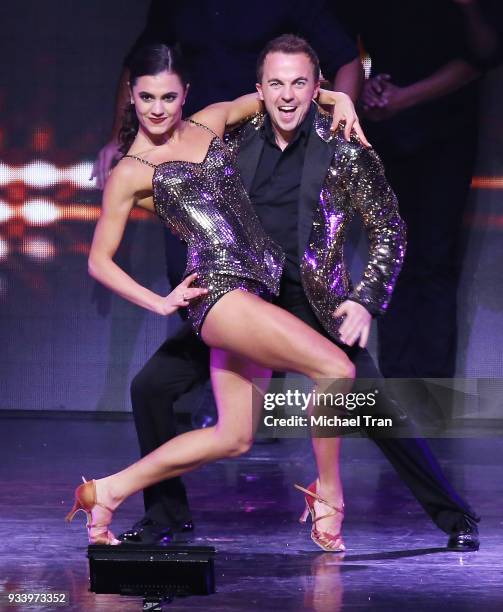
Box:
[131,276,479,533]
[130,326,208,527]
[376,136,477,378]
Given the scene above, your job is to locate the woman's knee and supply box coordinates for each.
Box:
[217,431,254,458]
[340,358,356,381]
[317,351,356,382]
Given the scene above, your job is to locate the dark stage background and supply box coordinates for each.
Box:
[0,2,502,412]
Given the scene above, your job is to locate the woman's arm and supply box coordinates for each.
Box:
[190,93,263,137]
[89,163,207,315]
[193,89,369,145]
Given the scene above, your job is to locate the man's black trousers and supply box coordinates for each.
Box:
[130,276,479,533]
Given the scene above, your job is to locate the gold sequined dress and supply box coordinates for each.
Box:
[125,120,284,335]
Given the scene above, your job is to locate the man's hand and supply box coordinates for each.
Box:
[90,140,122,190]
[333,300,372,348]
[361,74,391,109]
[361,74,409,122]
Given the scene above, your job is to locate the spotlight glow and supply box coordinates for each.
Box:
[0,201,13,224]
[0,160,97,189]
[23,236,56,261]
[64,162,97,188]
[22,161,58,188]
[362,54,372,80]
[21,199,60,225]
[0,236,9,260]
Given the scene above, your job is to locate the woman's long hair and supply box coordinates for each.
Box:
[118,44,189,155]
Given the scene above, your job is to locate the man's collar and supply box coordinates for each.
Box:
[247,103,336,145]
[261,101,317,148]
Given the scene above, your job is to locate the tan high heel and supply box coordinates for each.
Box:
[65,477,120,545]
[294,481,345,552]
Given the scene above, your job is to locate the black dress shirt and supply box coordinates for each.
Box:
[250,104,316,284]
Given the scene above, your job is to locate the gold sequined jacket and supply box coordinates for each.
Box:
[226,106,406,339]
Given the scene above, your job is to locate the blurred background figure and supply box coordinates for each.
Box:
[333,0,502,395]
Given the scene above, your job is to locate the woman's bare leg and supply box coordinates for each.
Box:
[310,438,344,531]
[88,353,270,538]
[202,291,353,538]
[90,290,353,536]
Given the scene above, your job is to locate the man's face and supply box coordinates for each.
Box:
[256,52,319,138]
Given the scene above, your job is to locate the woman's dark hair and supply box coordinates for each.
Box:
[119,44,189,154]
[256,34,320,83]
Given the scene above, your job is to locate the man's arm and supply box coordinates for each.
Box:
[89,68,130,188]
[330,145,405,348]
[294,0,363,102]
[345,145,406,317]
[362,59,479,120]
[333,56,364,103]
[453,0,501,66]
[110,68,131,142]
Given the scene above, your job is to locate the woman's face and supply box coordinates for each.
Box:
[131,70,188,139]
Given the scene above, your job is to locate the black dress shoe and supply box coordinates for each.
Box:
[447,517,480,552]
[178,520,195,533]
[118,518,174,545]
[118,518,195,545]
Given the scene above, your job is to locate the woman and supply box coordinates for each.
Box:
[67,44,364,551]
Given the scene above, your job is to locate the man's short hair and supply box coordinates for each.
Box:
[256,34,320,83]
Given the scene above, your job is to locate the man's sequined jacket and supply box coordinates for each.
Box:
[226,106,406,340]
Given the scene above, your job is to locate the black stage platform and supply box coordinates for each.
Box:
[1,414,502,611]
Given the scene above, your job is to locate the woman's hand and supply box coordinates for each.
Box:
[318,90,370,147]
[155,273,208,316]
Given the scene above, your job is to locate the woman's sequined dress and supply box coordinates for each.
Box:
[125,120,284,334]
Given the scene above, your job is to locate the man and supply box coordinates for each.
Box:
[332,0,501,384]
[120,35,480,552]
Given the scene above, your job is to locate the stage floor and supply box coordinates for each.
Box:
[1,414,501,611]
